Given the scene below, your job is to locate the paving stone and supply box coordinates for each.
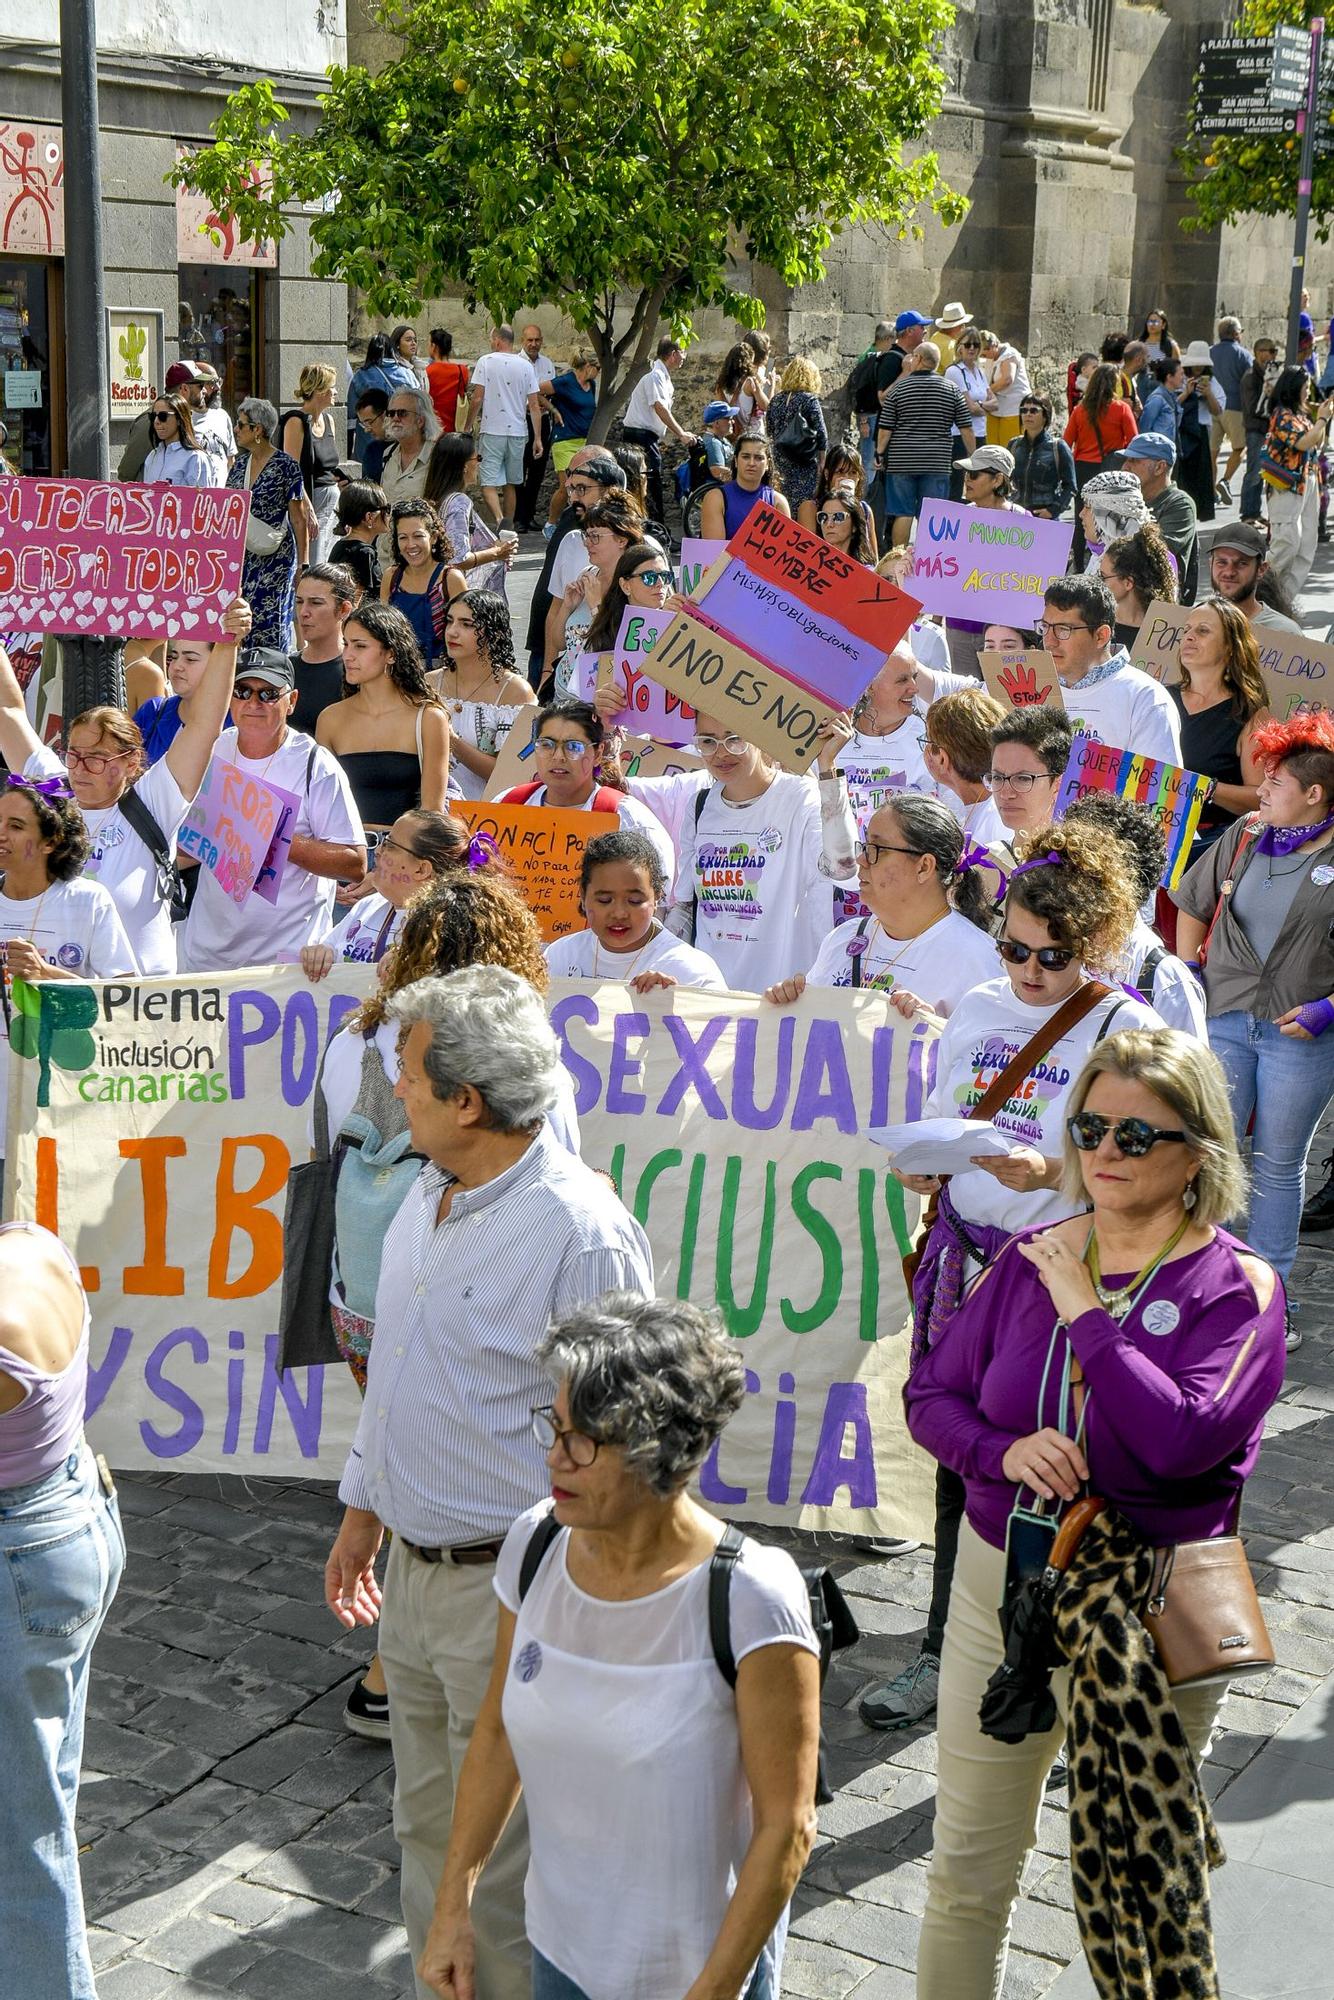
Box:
[157,1496,262,1543]
[227,1948,382,2000]
[186,1793,327,1868]
[248,1839,393,1910]
[213,1722,344,1790]
[204,1879,306,1929]
[88,1925,134,1968]
[87,1961,178,2000]
[130,1693,271,1760]
[354,1873,406,1923]
[780,1939,876,1999]
[82,1717,165,1779]
[128,1779,261,1854]
[165,1573,290,1627]
[78,1773,171,1831]
[137,1911,266,1982]
[843,1968,917,1999]
[123,1604,256,1663]
[225,1631,353,1691]
[85,1850,239,1941]
[789,1893,919,1970]
[274,1739,394,1809]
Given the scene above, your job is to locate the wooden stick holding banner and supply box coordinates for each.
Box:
[642,502,921,774]
[0,477,250,642]
[909,499,1074,627]
[978,649,1065,711]
[1054,733,1213,888]
[450,799,617,940]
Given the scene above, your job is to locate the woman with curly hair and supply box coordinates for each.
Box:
[379,498,465,670]
[431,589,536,800]
[0,773,135,1198]
[300,809,479,979]
[1169,596,1270,858]
[860,818,1162,1735]
[316,601,450,838]
[312,867,576,1742]
[766,357,828,508]
[1098,521,1177,651]
[1174,711,1334,1326]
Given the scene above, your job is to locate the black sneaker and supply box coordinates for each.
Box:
[1302,1153,1334,1232]
[343,1677,392,1741]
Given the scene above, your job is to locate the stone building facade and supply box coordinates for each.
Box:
[352,0,1305,419]
[2,0,348,475]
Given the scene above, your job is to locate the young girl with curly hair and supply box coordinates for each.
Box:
[315,601,451,839]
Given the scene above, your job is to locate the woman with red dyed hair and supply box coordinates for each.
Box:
[1173,710,1334,1341]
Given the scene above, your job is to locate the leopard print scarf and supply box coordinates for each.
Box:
[1051,1508,1226,2000]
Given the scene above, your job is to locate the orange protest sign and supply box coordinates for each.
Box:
[450,800,618,941]
[978,650,1065,712]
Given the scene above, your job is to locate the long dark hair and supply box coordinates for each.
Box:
[715,342,754,400]
[343,601,439,707]
[424,431,477,507]
[1080,364,1122,433]
[445,589,515,679]
[1137,308,1179,357]
[1270,365,1312,415]
[585,542,666,653]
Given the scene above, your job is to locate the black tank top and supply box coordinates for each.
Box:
[1171,688,1242,830]
[338,750,421,829]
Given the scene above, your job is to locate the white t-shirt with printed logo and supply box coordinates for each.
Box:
[923,975,1162,1234]
[832,713,939,922]
[325,893,404,965]
[544,925,726,990]
[679,772,831,993]
[0,877,136,1158]
[806,909,998,1012]
[179,728,366,973]
[26,745,189,976]
[1060,662,1182,767]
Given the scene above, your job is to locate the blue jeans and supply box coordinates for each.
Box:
[882,469,949,523]
[1239,432,1265,521]
[0,1445,124,1998]
[1208,1009,1334,1282]
[858,425,878,482]
[532,1925,782,1999]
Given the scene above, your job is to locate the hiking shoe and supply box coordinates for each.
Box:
[846,1535,921,1557]
[859,1653,940,1731]
[343,1677,392,1741]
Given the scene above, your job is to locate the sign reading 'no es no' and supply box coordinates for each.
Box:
[641,504,921,773]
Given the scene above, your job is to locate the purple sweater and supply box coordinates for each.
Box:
[903,1227,1286,1551]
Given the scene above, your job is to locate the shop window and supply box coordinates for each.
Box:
[0,258,54,473]
[177,265,264,408]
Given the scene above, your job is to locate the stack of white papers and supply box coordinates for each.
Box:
[867,1118,1018,1177]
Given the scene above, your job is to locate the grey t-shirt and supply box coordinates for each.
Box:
[1230,848,1309,966]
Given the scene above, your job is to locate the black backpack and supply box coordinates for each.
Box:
[518,1510,859,1805]
[845,349,881,416]
[118,785,188,918]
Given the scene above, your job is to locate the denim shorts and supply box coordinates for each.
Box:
[479,432,526,487]
[882,469,950,519]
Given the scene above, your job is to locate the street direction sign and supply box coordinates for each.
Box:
[1196,109,1300,134]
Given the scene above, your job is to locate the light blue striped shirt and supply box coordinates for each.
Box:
[339,1122,653,1546]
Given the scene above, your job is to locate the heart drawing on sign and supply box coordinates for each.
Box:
[136,593,155,611]
[73,591,93,609]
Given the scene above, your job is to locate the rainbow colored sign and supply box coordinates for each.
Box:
[1054,734,1213,889]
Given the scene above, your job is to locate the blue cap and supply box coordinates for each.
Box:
[1123,430,1177,466]
[895,310,933,334]
[701,400,738,425]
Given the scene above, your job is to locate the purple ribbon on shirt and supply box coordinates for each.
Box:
[1255,811,1334,857]
[6,772,74,803]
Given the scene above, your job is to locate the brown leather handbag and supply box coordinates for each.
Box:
[1142,1536,1274,1689]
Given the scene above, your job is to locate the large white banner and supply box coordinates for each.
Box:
[7,969,940,1537]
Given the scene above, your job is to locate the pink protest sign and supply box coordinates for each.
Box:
[575,611,698,744]
[0,477,250,643]
[909,499,1073,627]
[679,538,725,595]
[179,757,297,905]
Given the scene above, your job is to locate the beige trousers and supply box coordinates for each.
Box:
[379,1539,531,2000]
[917,1519,1224,1999]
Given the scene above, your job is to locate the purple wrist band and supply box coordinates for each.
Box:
[1294,998,1334,1037]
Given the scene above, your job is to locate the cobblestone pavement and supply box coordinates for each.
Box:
[80,523,1334,1994]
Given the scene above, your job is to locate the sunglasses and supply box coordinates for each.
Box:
[233,683,286,704]
[1019,403,1044,413]
[1067,1112,1188,1157]
[632,569,673,587]
[817,510,851,525]
[152,411,175,423]
[997,938,1076,970]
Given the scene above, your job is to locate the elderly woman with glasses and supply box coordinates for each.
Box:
[859,817,1161,1735]
[904,1028,1283,1998]
[417,1291,821,2000]
[229,396,308,649]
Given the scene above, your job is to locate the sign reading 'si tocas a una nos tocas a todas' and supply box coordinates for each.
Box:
[0,477,251,644]
[909,499,1075,627]
[642,502,921,774]
[5,969,939,1541]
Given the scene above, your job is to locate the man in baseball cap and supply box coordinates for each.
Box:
[232,647,296,692]
[165,359,231,482]
[1209,521,1304,634]
[1124,431,1199,602]
[895,310,933,336]
[164,360,206,392]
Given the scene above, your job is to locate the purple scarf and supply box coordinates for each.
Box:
[1255,811,1334,857]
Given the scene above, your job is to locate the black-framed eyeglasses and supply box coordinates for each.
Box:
[1067,1112,1188,1158]
[997,937,1075,970]
[233,683,286,705]
[986,769,1050,792]
[1036,619,1090,642]
[531,1406,600,1466]
[377,833,426,862]
[857,837,920,866]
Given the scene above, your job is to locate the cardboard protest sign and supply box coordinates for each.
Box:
[978,650,1065,711]
[679,537,725,596]
[572,608,698,745]
[910,500,1074,627]
[0,477,250,643]
[179,760,300,905]
[644,502,921,774]
[450,799,617,941]
[1252,626,1334,720]
[616,734,704,781]
[6,969,939,1538]
[1054,734,1212,888]
[1128,598,1187,686]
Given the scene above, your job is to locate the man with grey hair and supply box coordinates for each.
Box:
[378,383,440,559]
[468,323,545,529]
[325,964,652,2000]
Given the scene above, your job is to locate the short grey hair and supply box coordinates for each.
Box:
[917,340,941,369]
[1061,1028,1247,1227]
[238,396,279,441]
[538,1293,747,1497]
[386,966,558,1131]
[390,385,441,440]
[496,323,515,343]
[874,320,895,341]
[1218,315,1242,340]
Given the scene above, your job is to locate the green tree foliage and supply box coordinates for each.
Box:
[171,0,966,432]
[1182,0,1330,238]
